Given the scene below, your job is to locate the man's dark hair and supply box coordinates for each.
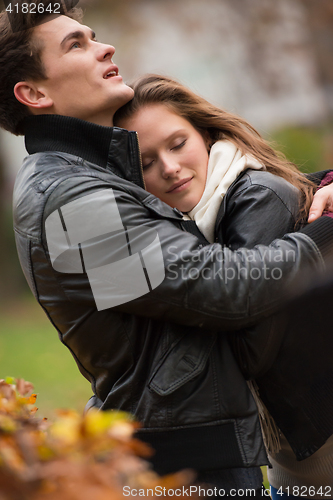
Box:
[0,2,83,135]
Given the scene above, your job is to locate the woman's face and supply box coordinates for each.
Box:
[118,104,210,212]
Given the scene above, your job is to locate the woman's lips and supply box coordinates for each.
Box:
[167,177,193,194]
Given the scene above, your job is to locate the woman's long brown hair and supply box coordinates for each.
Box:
[114,74,315,222]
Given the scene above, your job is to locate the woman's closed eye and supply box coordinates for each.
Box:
[142,158,154,170]
[142,140,187,169]
[171,139,186,151]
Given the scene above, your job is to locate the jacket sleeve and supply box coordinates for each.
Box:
[306,169,333,185]
[219,170,325,376]
[41,175,333,332]
[219,170,300,249]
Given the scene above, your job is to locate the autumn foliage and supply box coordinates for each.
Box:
[0,378,195,500]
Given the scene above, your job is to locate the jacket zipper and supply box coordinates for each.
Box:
[135,132,146,190]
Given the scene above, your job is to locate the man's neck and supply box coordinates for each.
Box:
[31,109,114,128]
[24,114,114,168]
[23,114,144,187]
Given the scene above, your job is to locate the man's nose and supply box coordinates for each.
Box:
[97,43,116,61]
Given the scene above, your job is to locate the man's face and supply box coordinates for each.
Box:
[32,15,134,126]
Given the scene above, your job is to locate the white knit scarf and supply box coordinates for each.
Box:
[185,140,265,242]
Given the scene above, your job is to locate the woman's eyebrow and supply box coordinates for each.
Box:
[166,129,187,140]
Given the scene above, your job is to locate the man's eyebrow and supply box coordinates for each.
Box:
[60,29,96,48]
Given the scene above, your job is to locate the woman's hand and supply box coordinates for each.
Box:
[308,183,333,222]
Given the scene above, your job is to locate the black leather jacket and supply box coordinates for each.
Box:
[216,169,303,380]
[13,115,333,475]
[221,170,333,461]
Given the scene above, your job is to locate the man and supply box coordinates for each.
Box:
[1,4,333,496]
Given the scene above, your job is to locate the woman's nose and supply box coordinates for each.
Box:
[161,157,180,178]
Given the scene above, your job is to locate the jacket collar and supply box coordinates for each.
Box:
[23,114,144,187]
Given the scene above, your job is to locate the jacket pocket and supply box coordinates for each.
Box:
[148,332,216,396]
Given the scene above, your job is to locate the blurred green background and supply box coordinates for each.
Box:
[0,297,92,418]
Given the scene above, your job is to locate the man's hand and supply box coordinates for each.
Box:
[308,183,333,222]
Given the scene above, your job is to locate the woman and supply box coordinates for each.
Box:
[114,74,333,497]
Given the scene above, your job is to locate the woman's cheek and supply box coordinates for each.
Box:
[144,172,160,197]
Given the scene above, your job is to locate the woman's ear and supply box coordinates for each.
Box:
[14,81,53,110]
[203,131,213,153]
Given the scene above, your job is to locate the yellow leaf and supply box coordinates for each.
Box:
[27,394,37,405]
[50,412,81,446]
[0,415,17,433]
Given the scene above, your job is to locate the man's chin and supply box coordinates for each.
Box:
[113,86,135,114]
[122,85,135,103]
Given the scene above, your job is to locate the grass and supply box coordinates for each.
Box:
[0,294,92,418]
[262,466,269,490]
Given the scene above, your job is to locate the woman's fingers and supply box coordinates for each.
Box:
[308,184,333,222]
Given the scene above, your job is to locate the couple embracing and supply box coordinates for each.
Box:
[1,4,333,498]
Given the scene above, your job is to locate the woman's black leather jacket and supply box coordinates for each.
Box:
[222,170,333,461]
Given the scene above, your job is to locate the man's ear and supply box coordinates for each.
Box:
[14,81,53,110]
